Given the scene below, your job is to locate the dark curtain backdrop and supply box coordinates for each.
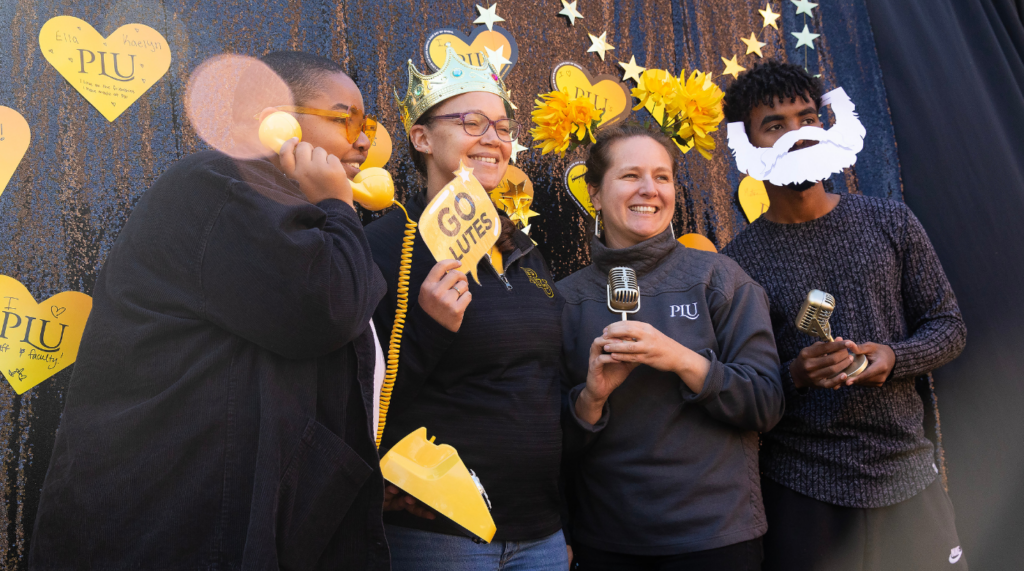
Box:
[1,0,901,568]
[864,1,1024,569]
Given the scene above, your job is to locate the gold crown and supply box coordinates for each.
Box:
[395,43,514,135]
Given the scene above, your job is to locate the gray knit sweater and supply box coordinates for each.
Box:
[723,193,966,508]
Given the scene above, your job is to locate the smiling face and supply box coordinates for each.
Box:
[589,136,676,249]
[293,71,371,179]
[748,93,822,151]
[410,91,512,197]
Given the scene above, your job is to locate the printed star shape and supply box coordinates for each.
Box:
[510,139,529,163]
[455,161,474,182]
[474,3,505,32]
[484,45,512,73]
[721,54,746,79]
[792,24,820,49]
[791,0,818,16]
[618,55,647,83]
[759,3,781,30]
[587,31,615,61]
[740,32,767,58]
[558,0,584,26]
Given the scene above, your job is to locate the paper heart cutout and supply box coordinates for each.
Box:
[551,62,631,129]
[361,122,393,170]
[563,161,596,219]
[0,275,92,394]
[738,176,770,223]
[0,107,30,199]
[677,234,717,252]
[425,25,518,78]
[39,16,171,122]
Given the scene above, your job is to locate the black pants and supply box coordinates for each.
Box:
[761,476,967,571]
[573,537,763,571]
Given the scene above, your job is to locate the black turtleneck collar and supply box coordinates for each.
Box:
[590,227,679,278]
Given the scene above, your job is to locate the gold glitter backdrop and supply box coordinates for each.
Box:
[0,0,900,565]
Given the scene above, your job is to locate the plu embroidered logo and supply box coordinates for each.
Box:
[523,268,554,298]
[949,546,962,564]
[670,303,699,320]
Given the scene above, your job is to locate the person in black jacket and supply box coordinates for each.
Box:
[366,47,568,569]
[558,124,784,571]
[29,52,390,570]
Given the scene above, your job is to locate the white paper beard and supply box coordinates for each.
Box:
[727,87,867,187]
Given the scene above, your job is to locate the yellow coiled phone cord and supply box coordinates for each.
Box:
[376,201,416,449]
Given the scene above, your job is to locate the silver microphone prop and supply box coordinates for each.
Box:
[795,289,868,378]
[607,267,640,321]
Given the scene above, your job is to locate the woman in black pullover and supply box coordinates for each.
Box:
[364,49,568,569]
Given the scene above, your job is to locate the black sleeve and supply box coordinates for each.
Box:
[200,180,385,360]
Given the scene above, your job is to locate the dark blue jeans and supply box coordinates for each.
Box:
[386,524,569,571]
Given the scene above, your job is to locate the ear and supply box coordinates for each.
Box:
[588,184,602,211]
[257,106,280,124]
[409,123,432,157]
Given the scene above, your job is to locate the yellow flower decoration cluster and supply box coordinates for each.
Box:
[529,89,604,157]
[632,68,725,160]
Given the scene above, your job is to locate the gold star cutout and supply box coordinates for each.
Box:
[455,161,474,182]
[740,33,767,58]
[759,3,781,30]
[587,31,615,61]
[484,45,512,73]
[791,24,820,49]
[502,180,539,227]
[618,55,646,83]
[558,0,584,26]
[474,3,505,32]
[721,54,746,79]
[791,0,818,16]
[510,139,528,164]
[505,89,519,110]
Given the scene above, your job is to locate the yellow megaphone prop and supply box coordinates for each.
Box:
[380,428,497,543]
[258,110,394,211]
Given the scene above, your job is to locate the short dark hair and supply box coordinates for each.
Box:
[259,51,346,106]
[722,60,823,131]
[584,123,678,188]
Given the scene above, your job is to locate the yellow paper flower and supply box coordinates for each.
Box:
[530,89,604,157]
[631,69,683,115]
[673,70,725,159]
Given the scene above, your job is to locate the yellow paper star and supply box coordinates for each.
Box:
[791,0,818,16]
[474,3,505,32]
[510,139,528,164]
[740,33,767,58]
[587,31,615,61]
[558,0,584,26]
[489,186,513,211]
[721,54,746,79]
[455,161,474,182]
[618,55,646,83]
[759,3,781,30]
[484,45,511,73]
[502,180,539,227]
[506,89,519,110]
[791,24,820,49]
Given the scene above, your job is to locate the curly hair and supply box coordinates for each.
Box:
[722,60,823,131]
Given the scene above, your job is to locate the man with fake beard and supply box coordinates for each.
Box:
[722,61,968,571]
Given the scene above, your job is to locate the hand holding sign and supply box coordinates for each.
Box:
[420,161,501,285]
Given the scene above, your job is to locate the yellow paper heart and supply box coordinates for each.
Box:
[39,15,171,122]
[0,107,30,199]
[738,176,770,223]
[427,26,517,77]
[552,63,631,129]
[0,275,93,394]
[677,233,717,252]
[361,122,393,170]
[563,161,596,219]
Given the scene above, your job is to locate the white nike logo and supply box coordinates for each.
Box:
[949,546,962,564]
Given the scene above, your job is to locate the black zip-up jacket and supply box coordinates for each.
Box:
[29,151,390,571]
[558,229,784,555]
[366,190,564,541]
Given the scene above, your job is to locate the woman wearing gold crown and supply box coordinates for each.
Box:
[364,46,569,569]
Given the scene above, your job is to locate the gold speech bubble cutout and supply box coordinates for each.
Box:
[551,62,631,129]
[0,275,93,394]
[361,122,393,170]
[738,176,770,223]
[563,161,596,219]
[39,15,171,122]
[677,233,717,252]
[0,107,30,199]
[419,161,501,285]
[426,26,518,77]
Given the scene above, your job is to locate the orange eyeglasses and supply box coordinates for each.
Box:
[269,105,378,145]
